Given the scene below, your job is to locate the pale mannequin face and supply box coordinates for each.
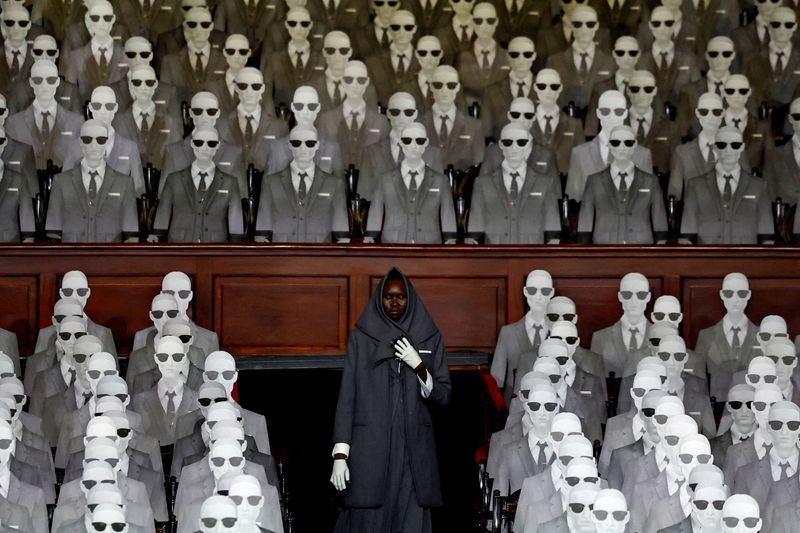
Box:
[80,123,110,167]
[592,495,630,533]
[571,8,599,48]
[790,98,800,137]
[524,271,554,313]
[162,273,193,316]
[499,127,531,168]
[373,0,400,22]
[758,317,788,353]
[288,128,319,167]
[30,62,61,105]
[128,67,158,103]
[472,3,498,41]
[721,498,762,533]
[507,100,536,129]
[291,88,321,127]
[597,93,628,132]
[566,485,600,533]
[191,129,220,165]
[190,94,221,128]
[706,38,735,74]
[658,338,688,379]
[184,9,213,48]
[80,464,117,499]
[52,298,86,329]
[726,389,755,432]
[229,478,264,524]
[389,12,417,48]
[86,3,115,40]
[204,353,238,397]
[696,94,724,132]
[199,497,239,533]
[766,341,797,386]
[56,318,87,357]
[691,486,726,529]
[154,338,189,382]
[209,441,245,480]
[89,88,118,126]
[398,123,429,162]
[618,275,651,322]
[766,406,800,456]
[561,0,589,17]
[508,38,535,74]
[662,419,698,465]
[651,297,682,327]
[752,388,781,431]
[631,373,662,411]
[677,436,713,480]
[285,8,312,42]
[90,506,129,533]
[431,68,460,107]
[1,6,30,47]
[534,70,562,106]
[449,0,475,18]
[628,72,656,109]
[150,296,179,331]
[415,37,443,71]
[235,70,265,109]
[123,39,153,68]
[769,8,796,47]
[612,38,639,70]
[608,127,636,166]
[61,272,91,307]
[386,93,418,132]
[525,389,559,430]
[342,63,369,100]
[648,8,676,43]
[322,33,352,71]
[163,320,194,352]
[87,353,118,393]
[723,76,751,111]
[720,275,750,314]
[223,35,251,71]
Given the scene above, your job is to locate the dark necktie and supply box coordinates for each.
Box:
[636,117,646,142]
[509,171,519,201]
[481,49,491,70]
[439,114,448,143]
[195,51,205,80]
[619,171,629,197]
[247,0,257,16]
[706,143,716,164]
[82,391,93,406]
[510,0,519,18]
[98,47,108,72]
[714,80,723,95]
[732,117,742,130]
[332,80,342,106]
[298,171,308,200]
[659,51,669,70]
[408,170,418,196]
[628,327,638,350]
[143,0,151,13]
[424,0,434,21]
[295,50,305,71]
[68,368,76,387]
[763,443,773,456]
[244,114,255,146]
[396,53,406,78]
[730,325,741,349]
[696,0,705,14]
[516,81,526,98]
[10,50,20,78]
[543,115,553,141]
[381,26,390,47]
[532,324,542,348]
[349,111,359,132]
[579,52,589,78]
[198,171,208,194]
[328,0,337,16]
[139,111,150,138]
[722,174,733,204]
[88,170,98,200]
[460,24,470,44]
[536,441,548,466]
[780,462,791,481]
[165,391,176,419]
[40,111,51,139]
[775,50,785,77]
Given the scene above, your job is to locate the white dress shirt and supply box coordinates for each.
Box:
[524,314,548,346]
[0,465,9,498]
[527,432,554,464]
[706,71,729,94]
[715,165,741,199]
[620,316,646,349]
[652,41,675,69]
[157,377,185,414]
[0,160,5,188]
[81,160,106,194]
[509,71,533,97]
[792,136,800,166]
[60,356,74,388]
[632,411,646,440]
[418,72,433,98]
[32,100,58,132]
[571,43,596,72]
[237,105,262,136]
[389,131,403,162]
[4,41,26,71]
[342,99,367,129]
[187,42,211,70]
[390,44,414,72]
[290,162,315,194]
[400,160,425,190]
[90,37,114,65]
[225,70,237,98]
[374,21,392,44]
[191,162,215,190]
[769,447,799,481]
[754,430,771,460]
[730,424,754,444]
[536,107,559,134]
[431,103,456,137]
[629,108,653,138]
[325,70,344,101]
[132,100,156,131]
[724,109,748,131]
[697,131,715,163]
[506,0,524,12]
[288,40,310,69]
[770,43,792,72]
[502,160,527,194]
[611,162,635,191]
[473,40,497,68]
[451,17,474,40]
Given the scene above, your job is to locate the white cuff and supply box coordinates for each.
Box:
[419,372,434,398]
[332,442,350,458]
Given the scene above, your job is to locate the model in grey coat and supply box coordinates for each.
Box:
[566,136,653,201]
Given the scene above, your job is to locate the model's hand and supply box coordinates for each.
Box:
[254,236,270,243]
[394,337,422,369]
[146,234,159,243]
[330,459,350,491]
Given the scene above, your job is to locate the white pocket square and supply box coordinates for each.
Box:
[219,162,231,166]
[345,7,356,11]
[598,71,610,76]
[60,131,73,136]
[7,188,18,192]
[108,192,121,197]
[530,192,543,196]
[563,132,574,136]
[318,192,331,197]
[459,135,471,140]
[430,188,440,192]
[219,190,229,194]
[744,195,756,199]
[527,10,540,14]
[656,136,668,141]
[9,161,19,165]
[639,189,650,193]
[535,161,547,166]
[321,156,332,160]
[420,350,432,354]
[263,135,276,140]
[119,156,129,161]
[679,65,689,70]
[369,128,381,133]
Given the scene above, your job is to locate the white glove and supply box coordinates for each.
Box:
[146,235,159,243]
[330,458,350,491]
[363,236,375,244]
[254,236,270,243]
[394,337,422,369]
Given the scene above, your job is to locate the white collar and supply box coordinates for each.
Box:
[81,159,107,178]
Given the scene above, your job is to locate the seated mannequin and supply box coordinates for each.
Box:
[210,34,254,115]
[455,3,509,105]
[764,97,800,205]
[255,124,348,243]
[175,351,270,453]
[550,318,607,390]
[590,489,631,533]
[130,317,205,394]
[398,36,454,111]
[152,125,244,243]
[720,74,773,173]
[649,295,706,379]
[170,381,227,476]
[0,376,50,458]
[590,272,653,377]
[753,315,788,358]
[585,36,641,138]
[34,271,117,357]
[537,480,601,532]
[0,126,34,243]
[693,273,758,402]
[618,350,671,413]
[0,6,36,93]
[153,0,228,63]
[577,124,668,245]
[710,383,755,469]
[365,121,456,244]
[131,336,200,446]
[534,0,612,68]
[480,37,537,140]
[680,126,774,245]
[626,70,680,175]
[265,86,344,177]
[365,10,423,106]
[127,294,184,386]
[764,337,800,403]
[132,272,219,355]
[0,419,48,533]
[229,474,281,533]
[468,122,561,244]
[0,402,55,504]
[308,31,378,113]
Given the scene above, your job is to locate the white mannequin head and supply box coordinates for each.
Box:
[285,7,312,45]
[677,434,713,480]
[696,92,724,134]
[713,126,745,173]
[0,377,26,417]
[753,383,783,432]
[0,4,30,49]
[618,273,651,323]
[198,382,229,419]
[289,125,320,170]
[210,420,246,453]
[123,36,153,69]
[86,484,125,519]
[608,125,636,166]
[87,352,118,394]
[726,384,756,434]
[229,474,263,527]
[190,92,220,129]
[415,36,443,75]
[723,74,751,113]
[647,324,677,357]
[29,60,61,108]
[292,86,321,128]
[96,376,130,410]
[204,352,238,398]
[72,335,104,387]
[472,3,498,44]
[570,6,599,50]
[769,7,797,48]
[499,122,533,170]
[192,126,221,166]
[204,402,241,445]
[650,295,682,328]
[80,120,110,169]
[163,317,195,353]
[389,10,417,50]
[399,122,429,166]
[84,416,119,450]
[557,434,594,477]
[720,276,750,314]
[80,462,117,499]
[52,297,86,330]
[758,315,788,352]
[161,272,194,317]
[155,336,190,386]
[183,7,213,49]
[534,69,562,108]
[592,489,629,533]
[566,481,601,533]
[532,356,564,394]
[32,34,60,67]
[691,483,727,530]
[342,60,370,104]
[372,0,400,23]
[85,0,116,41]
[525,385,559,437]
[547,296,577,326]
[209,438,246,481]
[104,410,133,454]
[234,68,265,112]
[506,97,535,130]
[706,36,735,78]
[89,86,119,127]
[322,31,352,75]
[597,90,628,133]
[547,322,580,358]
[627,70,657,113]
[657,335,688,382]
[662,414,698,465]
[386,92,418,133]
[431,65,460,110]
[548,412,583,455]
[639,390,666,442]
[612,36,639,73]
[631,370,663,411]
[767,401,800,458]
[721,494,761,533]
[223,34,250,73]
[56,316,88,359]
[687,464,725,494]
[765,338,797,389]
[508,37,536,76]
[150,294,180,335]
[199,495,239,533]
[94,396,126,417]
[89,503,129,533]
[745,356,777,388]
[84,437,121,474]
[61,270,91,307]
[128,64,158,105]
[524,269,554,318]
[648,6,677,45]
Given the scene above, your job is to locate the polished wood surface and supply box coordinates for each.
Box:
[2,244,800,356]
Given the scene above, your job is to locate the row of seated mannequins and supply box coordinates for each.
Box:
[485,268,800,532]
[1,0,800,244]
[0,269,282,533]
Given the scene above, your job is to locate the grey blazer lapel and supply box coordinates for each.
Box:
[413,167,437,206]
[490,169,511,213]
[731,170,752,213]
[517,438,537,476]
[180,170,198,203]
[389,168,410,205]
[22,109,38,148]
[301,167,327,211]
[517,166,541,210]
[68,168,89,214]
[600,169,620,204]
[94,168,119,213]
[702,173,725,217]
[589,136,604,168]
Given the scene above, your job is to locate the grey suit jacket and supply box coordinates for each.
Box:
[456,46,510,102]
[13,442,56,501]
[6,76,83,117]
[54,475,153,533]
[112,105,183,171]
[608,438,647,490]
[108,78,182,126]
[161,137,244,194]
[763,141,800,203]
[468,164,561,244]
[255,165,348,242]
[769,499,800,533]
[479,141,558,185]
[5,104,83,169]
[62,43,128,101]
[636,50,702,104]
[494,433,556,496]
[538,514,569,533]
[514,465,558,533]
[577,167,668,244]
[366,166,456,243]
[566,136,653,201]
[744,47,800,107]
[265,136,343,178]
[132,384,199,446]
[175,457,271,514]
[307,72,379,113]
[546,47,616,109]
[621,450,660,504]
[599,408,638,476]
[630,469,687,533]
[317,106,390,170]
[158,47,228,104]
[5,473,48,533]
[489,318,536,404]
[487,422,523,478]
[2,138,38,198]
[732,454,776,510]
[153,167,244,243]
[215,0,283,46]
[45,165,138,242]
[590,319,652,378]
[722,438,758,487]
[531,112,586,176]
[420,108,485,170]
[0,494,33,532]
[38,378,78,447]
[0,330,19,377]
[62,133,144,195]
[367,50,423,106]
[695,318,757,401]
[32,317,117,364]
[216,110,289,172]
[131,362,203,395]
[358,137,445,200]
[175,405,271,454]
[131,322,218,355]
[0,166,35,242]
[668,138,715,200]
[762,474,800,530]
[126,336,205,390]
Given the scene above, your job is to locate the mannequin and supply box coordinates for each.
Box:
[548,321,607,403]
[408,36,443,107]
[722,383,782,486]
[314,31,362,111]
[756,315,788,355]
[0,375,47,448]
[586,36,640,137]
[741,356,777,389]
[686,464,725,494]
[694,273,758,401]
[491,269,554,402]
[764,338,798,401]
[721,494,761,533]
[549,412,584,456]
[127,294,179,383]
[720,74,772,172]
[591,272,652,377]
[53,461,118,532]
[131,317,205,394]
[365,121,456,244]
[23,297,85,389]
[28,314,86,413]
[221,34,251,107]
[667,482,724,533]
[0,419,49,533]
[88,503,130,533]
[87,352,119,395]
[198,495,239,533]
[712,384,755,468]
[228,474,274,533]
[0,5,32,88]
[172,400,240,480]
[514,434,595,533]
[544,481,600,533]
[364,9,419,106]
[591,489,629,533]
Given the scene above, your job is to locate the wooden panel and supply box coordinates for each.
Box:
[215,276,349,354]
[554,277,664,347]
[370,276,507,351]
[0,276,37,354]
[683,278,800,347]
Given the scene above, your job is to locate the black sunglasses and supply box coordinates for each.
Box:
[210,456,244,467]
[431,81,458,90]
[652,311,681,321]
[289,139,318,147]
[728,400,752,410]
[629,85,656,94]
[156,352,186,363]
[324,46,351,55]
[657,351,687,362]
[694,500,725,511]
[292,102,320,111]
[192,139,220,148]
[714,141,744,150]
[609,139,636,147]
[198,397,227,407]
[235,82,264,91]
[92,523,126,532]
[770,21,796,28]
[90,102,117,111]
[162,289,192,299]
[721,289,750,298]
[724,87,750,95]
[151,309,179,319]
[650,19,675,27]
[569,503,593,513]
[509,51,535,59]
[500,138,529,147]
[125,51,152,59]
[416,49,442,58]
[390,23,416,31]
[286,19,311,27]
[185,20,213,28]
[388,108,416,117]
[767,355,796,366]
[62,287,90,297]
[58,331,87,341]
[200,518,237,528]
[546,313,577,322]
[80,136,109,145]
[509,111,535,120]
[205,370,236,380]
[400,137,427,145]
[88,14,114,22]
[768,420,800,431]
[535,83,561,91]
[528,401,558,411]
[598,107,626,117]
[31,76,59,85]
[707,50,734,58]
[191,107,219,116]
[614,49,639,57]
[571,20,597,28]
[224,48,250,56]
[32,48,58,57]
[374,0,399,5]
[721,517,760,528]
[131,78,157,87]
[619,290,648,300]
[697,108,723,117]
[342,76,368,84]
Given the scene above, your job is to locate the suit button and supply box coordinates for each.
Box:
[205,228,209,232]
[82,216,86,220]
[418,228,422,232]
[292,216,297,219]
